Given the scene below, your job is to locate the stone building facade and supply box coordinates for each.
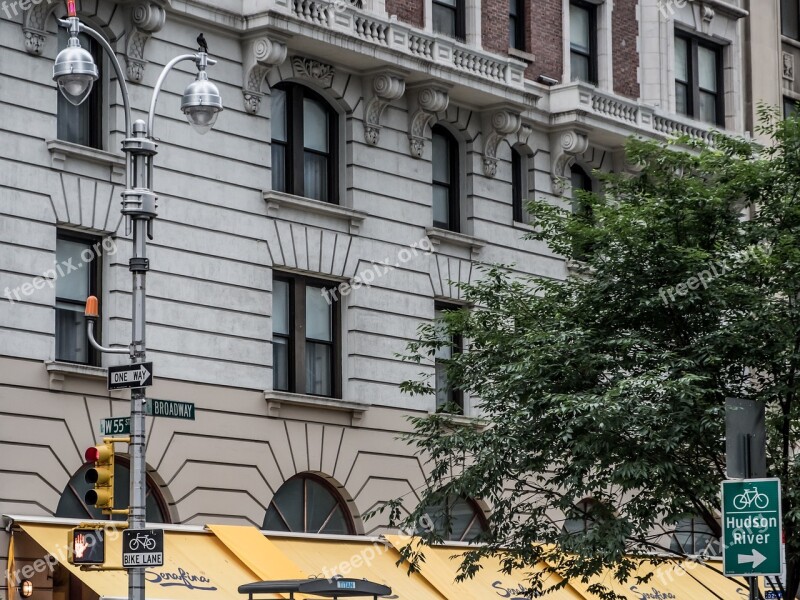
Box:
[0,0,754,598]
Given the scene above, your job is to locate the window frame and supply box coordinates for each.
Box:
[785,96,798,119]
[569,0,598,85]
[271,83,339,204]
[434,301,464,414]
[272,272,341,398]
[782,0,800,40]
[432,0,466,41]
[674,31,725,127]
[56,29,104,149]
[422,495,489,542]
[509,0,526,51]
[511,147,525,223]
[55,231,101,366]
[263,473,356,535]
[431,124,461,233]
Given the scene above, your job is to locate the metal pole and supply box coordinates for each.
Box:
[744,435,759,600]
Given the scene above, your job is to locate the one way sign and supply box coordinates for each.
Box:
[108,363,153,390]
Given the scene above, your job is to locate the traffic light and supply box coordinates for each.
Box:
[84,442,114,511]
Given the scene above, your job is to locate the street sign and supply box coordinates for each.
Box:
[146,399,195,420]
[100,417,130,435]
[108,363,153,390]
[722,478,782,577]
[122,529,164,568]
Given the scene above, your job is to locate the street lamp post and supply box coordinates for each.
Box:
[51,6,222,600]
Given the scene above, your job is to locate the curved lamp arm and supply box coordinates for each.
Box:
[57,17,133,191]
[148,53,216,139]
[88,319,130,355]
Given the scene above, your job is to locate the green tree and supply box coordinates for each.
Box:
[387,111,800,599]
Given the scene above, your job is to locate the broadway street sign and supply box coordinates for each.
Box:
[722,478,782,577]
[146,399,195,420]
[108,363,153,390]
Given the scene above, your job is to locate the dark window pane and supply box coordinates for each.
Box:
[273,337,289,391]
[271,88,287,142]
[570,4,590,52]
[263,476,353,534]
[273,280,290,335]
[306,478,338,532]
[306,342,332,396]
[676,82,689,115]
[785,97,798,118]
[512,149,523,222]
[433,185,450,228]
[433,3,457,37]
[56,305,89,363]
[509,17,517,49]
[270,477,304,531]
[782,0,800,39]
[699,91,717,124]
[571,53,590,82]
[303,152,329,202]
[432,131,450,183]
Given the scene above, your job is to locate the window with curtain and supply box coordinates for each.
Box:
[263,474,354,534]
[55,233,100,365]
[272,272,339,397]
[433,0,465,40]
[570,1,597,84]
[434,303,464,414]
[674,33,724,126]
[271,83,337,203]
[509,0,525,50]
[431,125,460,232]
[57,29,103,149]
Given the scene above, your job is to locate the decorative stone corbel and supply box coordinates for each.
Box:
[407,84,450,158]
[22,1,55,55]
[363,71,406,145]
[550,129,589,196]
[482,107,522,177]
[124,2,166,83]
[242,36,289,114]
[292,56,335,87]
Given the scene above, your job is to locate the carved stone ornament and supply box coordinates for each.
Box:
[550,130,589,196]
[242,36,289,114]
[407,85,450,158]
[482,108,522,177]
[292,56,335,87]
[22,1,56,55]
[364,73,406,145]
[125,2,166,83]
[784,52,795,82]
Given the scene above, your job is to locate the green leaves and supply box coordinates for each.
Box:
[387,115,800,599]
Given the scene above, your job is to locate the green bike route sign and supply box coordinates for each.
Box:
[722,478,782,577]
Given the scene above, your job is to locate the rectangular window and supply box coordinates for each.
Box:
[434,303,464,414]
[55,233,100,365]
[785,96,798,119]
[57,30,103,149]
[272,273,339,398]
[509,0,525,51]
[570,1,597,84]
[782,0,800,40]
[512,148,524,223]
[432,126,460,232]
[433,0,465,40]
[674,32,724,126]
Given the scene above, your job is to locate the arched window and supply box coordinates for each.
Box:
[562,498,598,535]
[56,457,170,522]
[670,516,720,556]
[431,125,460,232]
[271,83,338,204]
[420,496,488,542]
[263,474,354,534]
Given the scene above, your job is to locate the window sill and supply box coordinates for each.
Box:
[431,411,488,429]
[425,227,486,259]
[46,140,126,183]
[783,36,800,50]
[508,48,535,63]
[45,360,107,392]
[264,390,366,423]
[263,190,367,235]
[512,220,535,232]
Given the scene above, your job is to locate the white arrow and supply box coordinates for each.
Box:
[738,549,767,569]
[135,364,150,382]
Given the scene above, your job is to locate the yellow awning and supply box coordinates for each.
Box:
[384,535,584,600]
[18,523,257,600]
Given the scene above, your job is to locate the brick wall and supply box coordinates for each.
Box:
[385,0,424,28]
[528,0,563,83]
[612,0,640,98]
[482,0,509,54]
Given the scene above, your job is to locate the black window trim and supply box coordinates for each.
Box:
[569,0,598,85]
[272,271,341,398]
[674,29,725,127]
[432,0,466,41]
[271,82,339,205]
[509,0,526,51]
[431,124,461,233]
[434,301,464,414]
[511,147,525,223]
[56,230,101,366]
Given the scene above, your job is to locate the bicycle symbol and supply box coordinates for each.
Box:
[128,533,156,551]
[733,487,770,510]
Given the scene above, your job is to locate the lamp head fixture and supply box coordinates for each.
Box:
[52,18,98,106]
[180,54,223,135]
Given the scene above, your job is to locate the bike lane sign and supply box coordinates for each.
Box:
[722,478,782,577]
[122,529,164,568]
